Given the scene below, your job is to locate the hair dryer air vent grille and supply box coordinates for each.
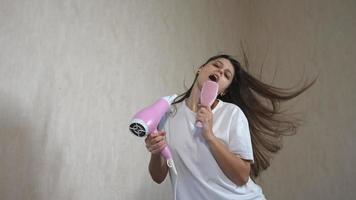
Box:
[129,123,147,137]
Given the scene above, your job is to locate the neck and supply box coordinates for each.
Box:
[185,84,201,112]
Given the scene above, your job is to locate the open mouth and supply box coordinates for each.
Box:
[209,74,219,82]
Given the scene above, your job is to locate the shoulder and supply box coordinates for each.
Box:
[218,100,246,117]
[167,101,184,117]
[217,100,250,127]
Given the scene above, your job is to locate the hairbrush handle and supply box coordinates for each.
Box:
[195,80,219,128]
[196,121,203,127]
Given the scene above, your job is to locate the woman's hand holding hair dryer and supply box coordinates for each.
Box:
[146,131,169,183]
[145,131,167,155]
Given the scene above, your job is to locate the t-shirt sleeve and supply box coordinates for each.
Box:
[228,108,254,162]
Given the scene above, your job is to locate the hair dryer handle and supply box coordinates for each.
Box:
[161,146,177,175]
[161,146,172,160]
[195,121,203,128]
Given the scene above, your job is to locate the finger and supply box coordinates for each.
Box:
[197,108,203,114]
[198,103,205,107]
[151,130,166,138]
[197,109,205,116]
[151,131,158,137]
[145,135,155,144]
[150,141,167,154]
[146,135,161,147]
[196,116,205,123]
[198,104,209,109]
[158,131,166,136]
[197,105,203,112]
[148,132,161,141]
[197,112,208,118]
[151,140,166,150]
[199,108,210,115]
[196,113,203,119]
[151,135,165,144]
[145,135,154,145]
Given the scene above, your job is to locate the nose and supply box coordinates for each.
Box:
[218,68,224,76]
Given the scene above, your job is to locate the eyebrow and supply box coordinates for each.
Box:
[216,60,233,76]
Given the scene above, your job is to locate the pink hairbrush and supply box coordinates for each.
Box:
[196,80,219,127]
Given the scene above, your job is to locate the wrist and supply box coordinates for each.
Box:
[204,131,217,143]
[151,153,166,165]
[151,152,162,158]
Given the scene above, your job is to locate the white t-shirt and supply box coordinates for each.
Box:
[159,100,266,200]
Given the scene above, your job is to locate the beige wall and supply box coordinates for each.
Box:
[246,0,356,199]
[0,0,355,200]
[0,0,248,199]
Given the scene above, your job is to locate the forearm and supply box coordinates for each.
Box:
[148,153,168,184]
[205,134,251,186]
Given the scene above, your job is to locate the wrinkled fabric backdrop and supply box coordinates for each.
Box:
[0,0,355,199]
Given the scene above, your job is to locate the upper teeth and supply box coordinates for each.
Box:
[210,74,218,81]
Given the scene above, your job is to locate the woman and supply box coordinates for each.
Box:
[145,54,315,200]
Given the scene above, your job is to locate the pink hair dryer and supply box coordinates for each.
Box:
[129,94,178,175]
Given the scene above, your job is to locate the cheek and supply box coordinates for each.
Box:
[218,80,230,92]
[223,79,231,89]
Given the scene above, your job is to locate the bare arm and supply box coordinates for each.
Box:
[148,153,168,183]
[205,134,251,186]
[145,131,169,183]
[196,105,251,186]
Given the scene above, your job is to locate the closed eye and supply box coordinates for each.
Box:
[225,73,231,80]
[213,63,220,68]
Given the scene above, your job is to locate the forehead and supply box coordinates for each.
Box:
[210,58,235,73]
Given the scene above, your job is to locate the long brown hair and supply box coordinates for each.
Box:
[173,54,316,178]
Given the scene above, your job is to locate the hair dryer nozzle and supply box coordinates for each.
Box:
[129,119,149,137]
[129,94,177,137]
